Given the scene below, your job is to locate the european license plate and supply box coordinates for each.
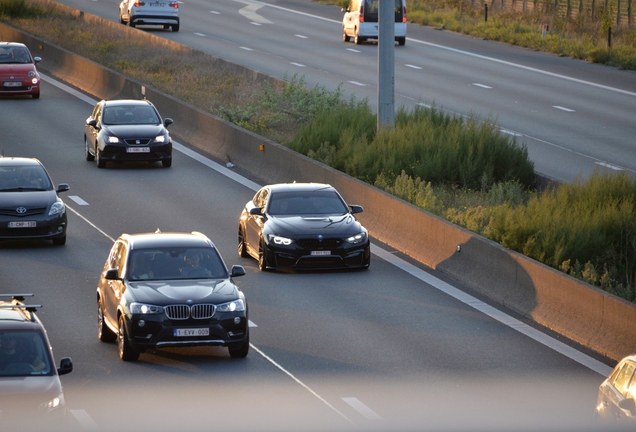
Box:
[174,328,209,337]
[127,147,150,153]
[9,221,36,228]
[311,250,330,256]
[3,82,21,87]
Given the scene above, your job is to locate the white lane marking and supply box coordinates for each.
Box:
[194,32,206,37]
[500,129,523,136]
[553,105,576,112]
[596,162,623,170]
[248,320,258,327]
[250,344,355,425]
[342,397,382,420]
[371,245,613,377]
[405,64,422,69]
[290,62,305,67]
[295,34,308,39]
[250,22,262,26]
[416,103,432,108]
[472,83,492,89]
[346,48,361,53]
[348,81,366,86]
[234,0,273,24]
[70,410,99,430]
[68,195,89,205]
[210,10,220,14]
[240,46,253,51]
[247,0,636,98]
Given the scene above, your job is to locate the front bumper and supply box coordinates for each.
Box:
[265,240,370,270]
[0,213,67,240]
[101,142,172,163]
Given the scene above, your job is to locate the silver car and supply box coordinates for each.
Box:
[119,0,180,32]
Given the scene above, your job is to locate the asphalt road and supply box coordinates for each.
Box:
[34,0,636,185]
[0,76,619,431]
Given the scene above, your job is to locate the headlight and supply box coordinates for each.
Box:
[39,393,64,413]
[107,135,120,143]
[154,134,167,143]
[48,201,65,216]
[345,231,368,244]
[216,299,245,313]
[268,234,293,246]
[130,302,164,314]
[31,77,39,84]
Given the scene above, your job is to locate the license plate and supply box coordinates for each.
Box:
[310,250,331,256]
[174,328,209,337]
[9,221,36,228]
[3,82,21,87]
[127,147,150,153]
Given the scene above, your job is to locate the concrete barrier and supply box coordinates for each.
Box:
[2,18,634,362]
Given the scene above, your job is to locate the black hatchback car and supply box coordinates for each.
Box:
[96,231,249,361]
[238,182,370,271]
[0,157,69,245]
[84,99,173,168]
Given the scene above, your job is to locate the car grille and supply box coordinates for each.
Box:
[296,238,343,249]
[0,207,46,217]
[164,304,216,320]
[0,86,31,92]
[124,138,152,145]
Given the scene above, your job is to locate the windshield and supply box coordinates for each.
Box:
[268,190,349,216]
[0,47,32,64]
[0,331,54,377]
[0,165,52,191]
[128,247,228,281]
[102,105,161,125]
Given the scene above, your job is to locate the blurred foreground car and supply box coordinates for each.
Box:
[238,182,370,271]
[119,0,180,32]
[0,42,42,99]
[96,231,249,361]
[596,354,636,427]
[0,157,69,245]
[84,99,173,168]
[0,294,73,428]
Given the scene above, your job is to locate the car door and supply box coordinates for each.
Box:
[102,241,128,329]
[245,187,269,254]
[86,103,102,155]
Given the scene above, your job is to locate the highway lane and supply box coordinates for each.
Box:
[40,0,636,185]
[0,79,617,431]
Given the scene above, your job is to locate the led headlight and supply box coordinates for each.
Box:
[154,134,167,143]
[130,302,163,314]
[216,299,245,313]
[39,393,64,413]
[48,201,65,216]
[107,136,120,143]
[268,234,293,246]
[345,231,368,244]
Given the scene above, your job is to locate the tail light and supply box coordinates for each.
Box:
[403,6,407,22]
[359,5,364,22]
[133,1,145,6]
[169,2,178,8]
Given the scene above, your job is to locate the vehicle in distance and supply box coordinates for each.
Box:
[96,231,249,361]
[119,0,180,32]
[0,294,73,428]
[0,157,69,245]
[342,0,407,46]
[238,182,370,271]
[0,42,42,99]
[84,99,174,168]
[596,354,636,426]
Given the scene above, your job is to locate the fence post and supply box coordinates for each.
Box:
[485,3,488,20]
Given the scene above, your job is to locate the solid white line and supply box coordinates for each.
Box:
[70,409,99,430]
[596,162,623,171]
[68,195,89,205]
[250,344,356,425]
[290,62,306,67]
[342,397,382,420]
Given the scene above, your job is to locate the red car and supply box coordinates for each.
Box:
[0,42,42,99]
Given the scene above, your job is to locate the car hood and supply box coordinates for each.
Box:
[0,64,38,79]
[102,124,165,138]
[0,190,57,206]
[266,214,363,237]
[128,279,240,305]
[0,375,61,396]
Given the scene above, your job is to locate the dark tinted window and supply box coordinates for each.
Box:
[128,247,227,280]
[268,190,349,216]
[103,105,160,125]
[0,331,53,377]
[0,165,52,191]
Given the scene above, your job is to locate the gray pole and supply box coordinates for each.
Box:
[378,0,395,130]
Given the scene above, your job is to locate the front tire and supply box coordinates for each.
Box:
[32,92,40,99]
[162,158,172,168]
[96,147,106,168]
[118,315,139,361]
[342,27,350,42]
[258,239,270,271]
[238,227,248,258]
[52,236,66,246]
[85,137,94,161]
[229,331,249,358]
[98,300,116,342]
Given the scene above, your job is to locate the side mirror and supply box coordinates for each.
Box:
[231,265,246,277]
[57,357,73,376]
[104,268,120,280]
[34,56,42,63]
[57,183,69,193]
[86,118,97,127]
[349,205,364,214]
[164,118,173,127]
[249,207,263,216]
[619,398,636,414]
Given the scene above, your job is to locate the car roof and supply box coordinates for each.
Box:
[121,231,215,250]
[0,42,30,49]
[266,183,336,193]
[101,99,155,108]
[0,296,44,332]
[0,157,43,168]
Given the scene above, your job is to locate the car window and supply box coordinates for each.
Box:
[612,361,636,396]
[127,247,228,280]
[0,331,53,377]
[107,242,127,275]
[102,105,160,125]
[253,188,269,208]
[268,190,349,216]
[0,166,52,191]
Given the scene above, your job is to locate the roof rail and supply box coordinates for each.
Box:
[0,293,34,302]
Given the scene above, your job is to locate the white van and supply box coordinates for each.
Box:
[342,0,407,46]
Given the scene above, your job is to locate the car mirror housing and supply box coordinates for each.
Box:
[249,207,263,216]
[104,268,120,280]
[58,357,73,376]
[230,265,246,277]
[86,118,97,127]
[349,205,364,214]
[164,118,174,127]
[57,183,70,193]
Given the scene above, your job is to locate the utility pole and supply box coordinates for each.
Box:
[377,0,395,130]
